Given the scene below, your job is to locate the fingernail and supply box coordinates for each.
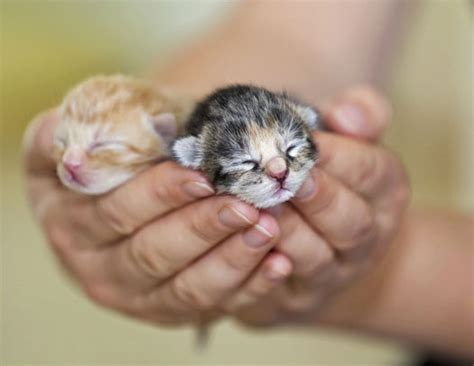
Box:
[182,181,215,198]
[218,205,253,228]
[265,260,292,280]
[243,224,273,248]
[332,103,367,134]
[295,176,316,201]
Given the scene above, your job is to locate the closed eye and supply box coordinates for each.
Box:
[54,137,67,150]
[222,159,260,174]
[90,141,129,153]
[286,144,300,158]
[239,159,259,171]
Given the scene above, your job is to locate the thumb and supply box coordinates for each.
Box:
[321,85,392,142]
[23,109,60,176]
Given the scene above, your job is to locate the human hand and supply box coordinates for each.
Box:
[23,86,408,329]
[23,111,288,326]
[224,86,410,327]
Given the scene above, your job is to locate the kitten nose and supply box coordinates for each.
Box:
[266,156,288,181]
[64,160,82,173]
[63,148,84,172]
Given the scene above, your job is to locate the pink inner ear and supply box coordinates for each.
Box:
[149,113,177,144]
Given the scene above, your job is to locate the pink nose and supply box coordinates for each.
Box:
[64,160,82,175]
[62,147,84,173]
[62,160,86,186]
[265,157,288,181]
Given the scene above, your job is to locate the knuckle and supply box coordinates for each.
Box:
[319,245,336,267]
[376,150,411,204]
[44,222,73,255]
[83,282,141,315]
[242,289,265,303]
[381,150,403,183]
[336,264,359,284]
[362,150,387,192]
[129,233,171,279]
[357,148,391,194]
[306,171,335,216]
[96,198,133,235]
[246,281,275,299]
[171,276,215,311]
[223,244,262,273]
[189,210,224,244]
[299,247,334,277]
[353,208,375,243]
[150,170,176,210]
[354,148,376,190]
[338,208,375,250]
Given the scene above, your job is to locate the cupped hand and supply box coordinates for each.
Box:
[225,86,410,327]
[23,85,409,330]
[23,112,283,326]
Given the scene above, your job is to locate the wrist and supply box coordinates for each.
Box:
[316,219,410,332]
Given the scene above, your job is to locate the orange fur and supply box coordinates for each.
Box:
[55,75,195,194]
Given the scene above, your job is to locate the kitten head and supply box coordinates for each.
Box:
[173,90,319,208]
[54,75,177,195]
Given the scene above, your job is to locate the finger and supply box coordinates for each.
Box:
[23,109,60,176]
[292,168,376,251]
[74,161,215,246]
[144,213,279,312]
[322,85,391,142]
[315,131,404,199]
[223,252,292,312]
[25,111,218,248]
[275,205,335,277]
[90,196,260,290]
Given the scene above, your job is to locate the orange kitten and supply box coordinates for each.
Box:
[54,75,194,194]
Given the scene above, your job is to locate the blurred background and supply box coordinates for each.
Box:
[1,1,472,365]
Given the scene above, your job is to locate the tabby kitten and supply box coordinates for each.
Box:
[54,75,193,194]
[173,85,320,208]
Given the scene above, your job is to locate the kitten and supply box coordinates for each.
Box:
[172,85,320,208]
[54,75,194,194]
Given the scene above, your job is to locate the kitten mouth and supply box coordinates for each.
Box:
[273,184,292,197]
[62,166,87,187]
[269,186,294,205]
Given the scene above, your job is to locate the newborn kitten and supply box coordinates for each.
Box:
[54,75,193,194]
[172,85,320,208]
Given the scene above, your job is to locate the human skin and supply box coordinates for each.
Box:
[320,209,474,358]
[23,87,395,327]
[23,0,473,359]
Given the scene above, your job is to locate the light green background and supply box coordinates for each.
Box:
[1,1,471,365]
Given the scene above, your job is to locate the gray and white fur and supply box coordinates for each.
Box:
[172,85,321,208]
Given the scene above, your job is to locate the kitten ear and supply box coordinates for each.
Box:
[172,136,203,169]
[294,105,321,130]
[146,113,177,145]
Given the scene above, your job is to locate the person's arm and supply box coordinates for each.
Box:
[23,0,404,329]
[27,1,474,359]
[321,209,474,358]
[154,1,473,357]
[155,0,404,100]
